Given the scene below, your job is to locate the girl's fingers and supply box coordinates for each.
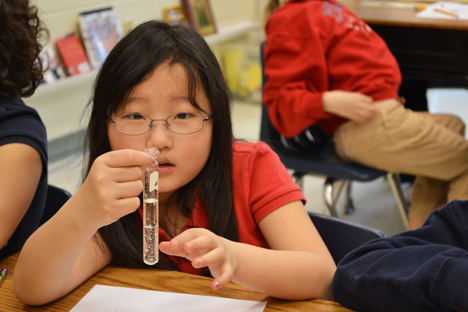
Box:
[107,166,144,183]
[192,248,224,269]
[159,242,190,258]
[211,266,234,290]
[166,228,212,250]
[111,180,143,199]
[183,235,217,253]
[102,149,155,169]
[161,234,223,262]
[112,197,141,215]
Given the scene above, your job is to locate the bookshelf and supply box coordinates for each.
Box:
[34,67,98,98]
[34,18,260,98]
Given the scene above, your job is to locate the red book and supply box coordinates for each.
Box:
[55,34,92,76]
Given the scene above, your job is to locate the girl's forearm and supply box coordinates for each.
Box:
[14,198,104,305]
[230,242,336,300]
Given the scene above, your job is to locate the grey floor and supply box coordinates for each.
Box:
[49,88,468,237]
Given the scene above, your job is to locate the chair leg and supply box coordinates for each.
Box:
[344,181,355,215]
[324,177,341,218]
[292,172,306,190]
[387,172,409,228]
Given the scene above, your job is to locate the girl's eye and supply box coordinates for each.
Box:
[123,113,146,120]
[174,112,194,120]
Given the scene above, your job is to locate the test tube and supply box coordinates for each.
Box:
[143,146,159,265]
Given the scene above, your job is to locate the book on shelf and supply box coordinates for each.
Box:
[181,0,217,37]
[39,44,67,84]
[78,7,124,69]
[55,34,92,76]
[162,4,190,27]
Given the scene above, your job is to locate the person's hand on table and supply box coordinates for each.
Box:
[159,228,236,290]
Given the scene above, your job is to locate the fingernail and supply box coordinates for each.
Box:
[189,243,194,250]
[197,258,202,267]
[214,282,220,289]
[172,239,179,247]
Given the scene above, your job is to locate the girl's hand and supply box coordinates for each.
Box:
[322,90,377,123]
[159,228,236,290]
[73,149,155,230]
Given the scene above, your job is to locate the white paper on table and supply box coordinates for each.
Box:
[70,285,267,312]
[416,1,468,20]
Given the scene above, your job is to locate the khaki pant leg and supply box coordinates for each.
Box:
[409,113,466,219]
[333,104,468,220]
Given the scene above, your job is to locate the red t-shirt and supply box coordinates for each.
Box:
[263,0,402,137]
[137,140,305,274]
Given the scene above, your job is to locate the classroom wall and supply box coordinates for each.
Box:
[31,0,262,44]
[24,0,268,160]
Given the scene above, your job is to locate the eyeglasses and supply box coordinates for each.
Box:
[108,112,212,135]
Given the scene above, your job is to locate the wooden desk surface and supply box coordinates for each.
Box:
[342,0,468,30]
[0,253,354,312]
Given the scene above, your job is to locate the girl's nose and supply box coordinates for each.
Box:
[146,121,172,150]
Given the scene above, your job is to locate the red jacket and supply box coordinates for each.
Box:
[264,0,402,137]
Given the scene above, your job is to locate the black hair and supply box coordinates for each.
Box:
[0,0,48,97]
[85,20,238,269]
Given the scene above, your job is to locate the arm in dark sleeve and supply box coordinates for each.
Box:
[333,200,468,312]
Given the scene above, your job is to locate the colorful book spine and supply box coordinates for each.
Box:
[55,34,91,76]
[79,7,123,69]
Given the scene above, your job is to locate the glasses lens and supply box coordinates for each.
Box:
[115,113,150,135]
[168,112,203,134]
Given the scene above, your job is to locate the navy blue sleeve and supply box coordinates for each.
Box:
[0,97,48,259]
[0,97,48,166]
[333,200,468,312]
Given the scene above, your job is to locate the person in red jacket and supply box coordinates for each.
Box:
[264,0,468,230]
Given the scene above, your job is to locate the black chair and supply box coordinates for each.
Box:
[309,211,386,264]
[41,184,72,225]
[260,43,409,227]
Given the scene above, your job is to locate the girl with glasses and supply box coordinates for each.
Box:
[14,20,336,305]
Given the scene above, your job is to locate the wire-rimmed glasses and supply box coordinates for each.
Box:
[108,112,212,135]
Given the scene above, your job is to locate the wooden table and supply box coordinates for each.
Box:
[0,253,354,311]
[343,0,468,30]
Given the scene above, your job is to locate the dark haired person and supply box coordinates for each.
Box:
[0,0,48,259]
[14,20,336,305]
[264,0,468,230]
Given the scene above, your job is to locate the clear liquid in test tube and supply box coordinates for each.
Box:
[143,146,159,265]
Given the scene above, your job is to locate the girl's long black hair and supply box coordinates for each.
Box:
[84,20,238,269]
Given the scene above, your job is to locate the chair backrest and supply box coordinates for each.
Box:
[41,184,72,225]
[309,211,386,264]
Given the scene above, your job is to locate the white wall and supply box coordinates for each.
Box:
[427,88,468,139]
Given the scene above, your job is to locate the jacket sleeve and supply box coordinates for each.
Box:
[333,200,468,312]
[263,29,333,138]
